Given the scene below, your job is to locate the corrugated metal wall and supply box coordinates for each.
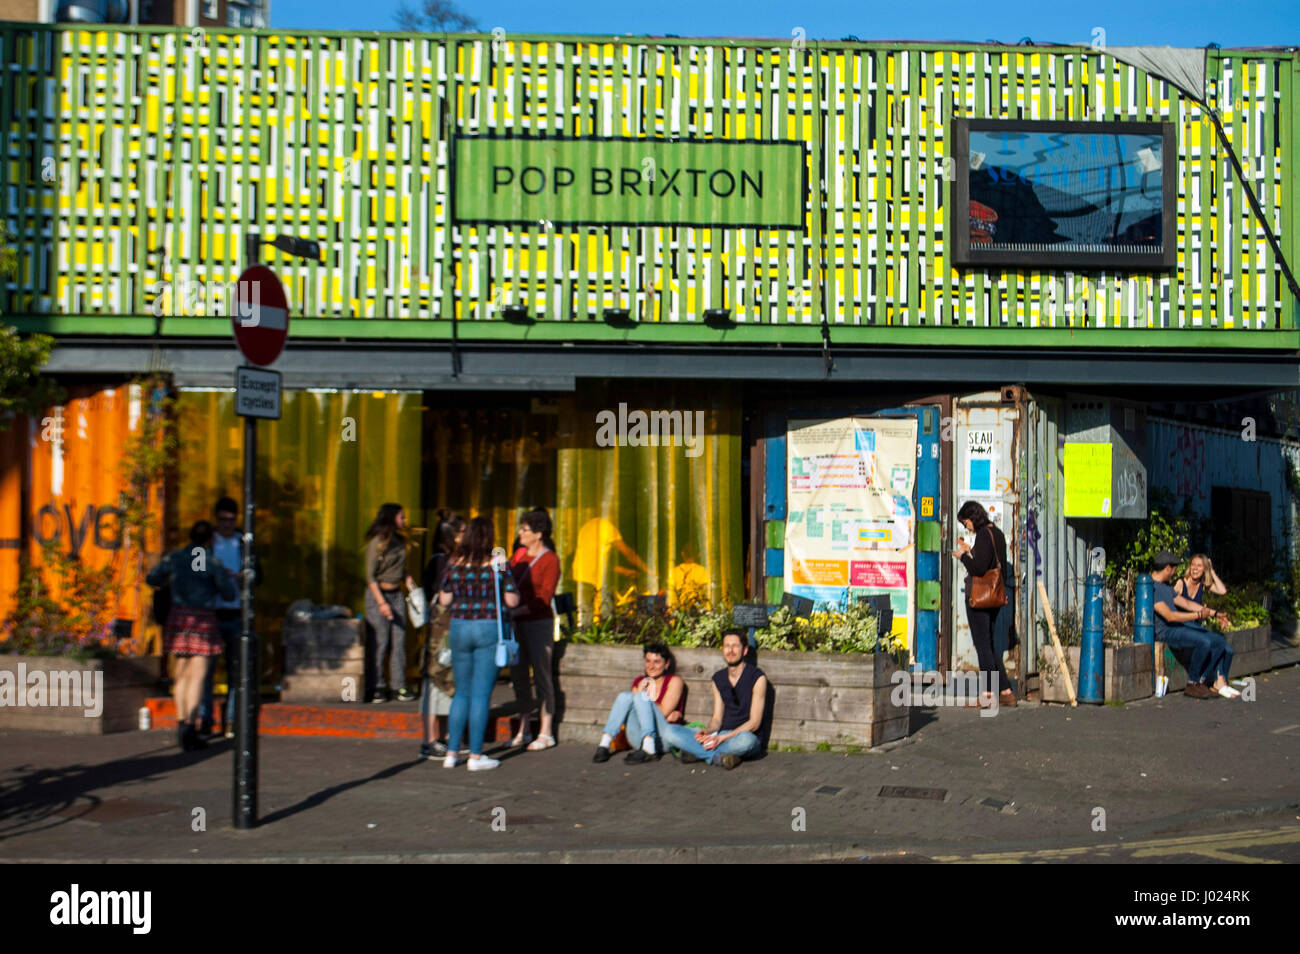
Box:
[1021,395,1099,668]
[1147,416,1300,546]
[0,383,164,648]
[0,26,1292,332]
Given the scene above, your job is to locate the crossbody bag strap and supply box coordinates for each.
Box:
[985,527,1000,571]
[492,563,505,646]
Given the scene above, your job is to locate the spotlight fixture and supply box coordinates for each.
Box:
[502,305,534,324]
[602,307,634,328]
[703,308,734,328]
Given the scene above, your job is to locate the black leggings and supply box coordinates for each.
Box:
[966,604,1012,694]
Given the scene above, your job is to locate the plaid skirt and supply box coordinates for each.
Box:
[164,608,222,657]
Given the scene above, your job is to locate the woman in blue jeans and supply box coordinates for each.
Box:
[438,517,519,771]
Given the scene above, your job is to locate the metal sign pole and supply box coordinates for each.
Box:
[234,412,259,828]
[235,236,261,830]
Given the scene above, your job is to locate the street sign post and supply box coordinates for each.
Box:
[229,264,289,831]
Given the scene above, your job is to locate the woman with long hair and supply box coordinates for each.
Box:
[509,508,562,751]
[438,516,520,770]
[417,511,466,758]
[951,500,1017,708]
[364,503,419,704]
[146,520,238,750]
[1176,554,1229,625]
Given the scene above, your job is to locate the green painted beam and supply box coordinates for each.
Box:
[11,315,1299,350]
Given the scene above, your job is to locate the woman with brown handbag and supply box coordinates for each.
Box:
[952,500,1017,709]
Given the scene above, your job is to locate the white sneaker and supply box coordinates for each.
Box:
[443,754,462,768]
[467,755,500,771]
[1218,685,1241,699]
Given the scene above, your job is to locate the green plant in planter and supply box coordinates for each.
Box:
[1,541,118,658]
[570,597,893,655]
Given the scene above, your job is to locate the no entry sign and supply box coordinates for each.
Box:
[230,265,289,367]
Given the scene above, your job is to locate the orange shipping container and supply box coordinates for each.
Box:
[0,382,167,654]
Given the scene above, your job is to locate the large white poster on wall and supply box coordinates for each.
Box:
[784,416,919,647]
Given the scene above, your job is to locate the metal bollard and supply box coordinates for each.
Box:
[1078,573,1105,703]
[1134,573,1154,644]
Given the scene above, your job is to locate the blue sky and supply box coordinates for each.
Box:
[272,0,1298,46]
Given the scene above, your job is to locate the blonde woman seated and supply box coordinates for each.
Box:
[1174,554,1229,628]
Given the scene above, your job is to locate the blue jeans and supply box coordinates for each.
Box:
[662,721,760,765]
[602,691,666,749]
[1162,623,1233,684]
[446,619,500,756]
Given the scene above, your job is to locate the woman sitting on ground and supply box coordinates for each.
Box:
[592,642,685,764]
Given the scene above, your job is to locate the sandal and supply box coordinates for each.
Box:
[510,730,533,748]
[526,733,556,751]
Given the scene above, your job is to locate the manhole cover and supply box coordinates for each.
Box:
[53,797,179,824]
[878,785,947,801]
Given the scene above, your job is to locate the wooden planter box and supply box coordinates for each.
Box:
[555,643,909,750]
[1039,643,1154,704]
[0,655,161,734]
[1157,623,1273,689]
[280,617,365,703]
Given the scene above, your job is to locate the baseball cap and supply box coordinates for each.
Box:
[1152,550,1181,569]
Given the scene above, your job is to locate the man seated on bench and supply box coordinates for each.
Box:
[660,629,767,770]
[1152,551,1239,700]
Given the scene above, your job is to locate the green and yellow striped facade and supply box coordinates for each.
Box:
[1,26,1296,346]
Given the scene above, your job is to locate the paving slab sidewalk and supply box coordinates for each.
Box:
[1,664,1297,863]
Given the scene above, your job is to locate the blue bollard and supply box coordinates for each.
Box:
[1134,574,1154,645]
[1078,573,1106,703]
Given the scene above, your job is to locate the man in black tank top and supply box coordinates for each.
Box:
[662,630,767,770]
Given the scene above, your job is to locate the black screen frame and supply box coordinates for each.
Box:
[950,118,1177,270]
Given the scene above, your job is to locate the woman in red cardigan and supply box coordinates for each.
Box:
[509,508,562,751]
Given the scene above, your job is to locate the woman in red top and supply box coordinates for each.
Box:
[509,509,562,751]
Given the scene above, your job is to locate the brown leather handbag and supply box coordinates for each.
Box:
[969,527,1008,610]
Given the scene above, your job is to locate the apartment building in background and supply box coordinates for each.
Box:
[0,0,268,27]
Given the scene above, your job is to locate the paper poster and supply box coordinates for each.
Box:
[966,428,996,493]
[785,416,918,647]
[1064,442,1113,517]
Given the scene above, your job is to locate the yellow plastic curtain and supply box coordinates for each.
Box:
[176,390,423,627]
[555,382,743,622]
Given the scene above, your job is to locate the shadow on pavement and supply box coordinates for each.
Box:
[0,737,228,842]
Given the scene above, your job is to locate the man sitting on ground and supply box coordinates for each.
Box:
[660,629,766,770]
[1152,551,1239,700]
[592,642,686,765]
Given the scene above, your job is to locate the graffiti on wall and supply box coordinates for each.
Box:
[1168,426,1208,501]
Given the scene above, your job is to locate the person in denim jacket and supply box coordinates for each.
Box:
[147,521,238,750]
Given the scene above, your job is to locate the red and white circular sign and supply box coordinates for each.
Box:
[230,265,289,367]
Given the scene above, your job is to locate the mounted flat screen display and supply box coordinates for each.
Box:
[950,119,1176,269]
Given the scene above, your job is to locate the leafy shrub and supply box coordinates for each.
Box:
[1,542,119,658]
[568,594,898,655]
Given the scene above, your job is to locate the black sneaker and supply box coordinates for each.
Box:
[395,688,416,702]
[370,689,390,704]
[678,751,703,764]
[625,749,659,764]
[592,746,611,763]
[420,740,448,759]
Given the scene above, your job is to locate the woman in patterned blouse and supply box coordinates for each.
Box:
[438,516,519,771]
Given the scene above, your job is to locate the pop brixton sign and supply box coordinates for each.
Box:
[453,136,807,229]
